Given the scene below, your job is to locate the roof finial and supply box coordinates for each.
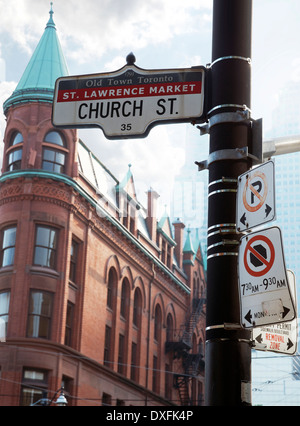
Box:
[47,2,55,28]
[126,52,136,65]
[50,2,54,17]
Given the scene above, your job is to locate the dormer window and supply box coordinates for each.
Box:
[42,131,67,174]
[6,132,23,171]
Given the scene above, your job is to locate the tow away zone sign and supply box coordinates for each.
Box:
[238,226,296,328]
[253,270,298,355]
[52,62,206,139]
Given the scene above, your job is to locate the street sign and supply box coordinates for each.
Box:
[238,226,296,328]
[252,270,298,355]
[52,61,206,139]
[236,160,275,232]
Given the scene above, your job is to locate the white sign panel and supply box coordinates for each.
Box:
[236,160,275,232]
[238,226,296,328]
[253,270,298,355]
[52,63,206,139]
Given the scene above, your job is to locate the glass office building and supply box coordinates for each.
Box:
[252,80,300,406]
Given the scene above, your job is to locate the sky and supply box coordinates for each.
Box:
[0,0,300,211]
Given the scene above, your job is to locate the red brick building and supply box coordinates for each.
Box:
[0,6,206,406]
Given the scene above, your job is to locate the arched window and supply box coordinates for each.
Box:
[106,268,117,310]
[44,132,64,146]
[166,313,174,342]
[120,278,130,320]
[154,304,162,343]
[198,337,204,357]
[42,131,66,174]
[6,132,23,171]
[10,132,24,146]
[133,288,142,328]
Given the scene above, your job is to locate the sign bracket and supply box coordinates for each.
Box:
[251,339,267,350]
[195,146,259,171]
[197,109,251,135]
[197,110,263,166]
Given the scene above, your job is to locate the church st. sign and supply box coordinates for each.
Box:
[52,59,206,139]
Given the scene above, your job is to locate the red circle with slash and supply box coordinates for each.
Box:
[244,235,275,277]
[243,172,268,213]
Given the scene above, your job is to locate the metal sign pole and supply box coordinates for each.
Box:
[205,0,253,406]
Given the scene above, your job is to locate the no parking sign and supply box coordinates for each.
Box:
[236,160,275,232]
[238,226,296,328]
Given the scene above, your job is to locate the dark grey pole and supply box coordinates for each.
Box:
[205,0,253,406]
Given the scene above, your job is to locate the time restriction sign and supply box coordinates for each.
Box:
[238,226,296,328]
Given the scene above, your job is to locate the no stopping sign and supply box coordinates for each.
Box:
[238,226,295,328]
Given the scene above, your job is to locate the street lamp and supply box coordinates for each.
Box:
[52,388,68,406]
[30,387,68,406]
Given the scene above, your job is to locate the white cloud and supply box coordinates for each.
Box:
[104,56,126,72]
[61,0,211,64]
[0,0,46,54]
[0,43,6,81]
[0,0,212,63]
[78,122,186,209]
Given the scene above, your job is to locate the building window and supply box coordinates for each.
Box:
[42,148,65,173]
[64,302,74,347]
[165,363,172,400]
[104,325,112,368]
[167,244,171,268]
[6,132,23,171]
[33,226,58,269]
[7,149,23,171]
[27,291,53,339]
[11,132,24,146]
[102,393,112,406]
[133,288,142,328]
[0,226,17,267]
[131,342,138,382]
[0,291,10,340]
[161,240,166,263]
[118,333,125,375]
[120,278,130,320]
[166,313,174,342]
[42,131,66,174]
[61,376,73,406]
[154,304,162,343]
[20,369,48,406]
[152,355,159,393]
[44,131,65,146]
[107,268,117,310]
[69,240,78,283]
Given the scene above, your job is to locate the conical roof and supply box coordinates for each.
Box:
[183,228,195,254]
[3,3,68,113]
